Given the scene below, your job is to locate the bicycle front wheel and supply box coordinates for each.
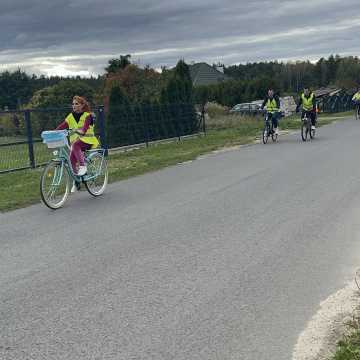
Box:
[301,122,308,141]
[262,123,270,144]
[40,160,70,209]
[310,125,315,139]
[85,153,108,196]
[271,127,278,142]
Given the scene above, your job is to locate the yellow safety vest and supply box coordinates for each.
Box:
[65,112,99,148]
[353,92,360,101]
[301,93,315,111]
[266,98,279,113]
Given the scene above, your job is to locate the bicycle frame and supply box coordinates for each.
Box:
[300,110,316,142]
[50,138,106,183]
[264,112,275,131]
[302,111,312,125]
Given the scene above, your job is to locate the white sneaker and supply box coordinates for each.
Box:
[77,165,87,176]
[71,181,81,193]
[71,181,77,193]
[311,125,316,130]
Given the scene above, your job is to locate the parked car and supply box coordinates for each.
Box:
[229,103,264,115]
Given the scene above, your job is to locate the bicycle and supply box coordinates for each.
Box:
[262,112,278,144]
[355,103,360,120]
[301,111,315,141]
[40,130,108,209]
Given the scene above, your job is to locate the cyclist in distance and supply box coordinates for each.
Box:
[56,96,99,191]
[352,89,360,119]
[261,89,281,136]
[296,87,317,130]
[352,89,360,103]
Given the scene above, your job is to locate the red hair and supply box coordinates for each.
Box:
[73,96,91,112]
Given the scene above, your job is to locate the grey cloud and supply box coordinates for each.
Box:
[0,0,359,75]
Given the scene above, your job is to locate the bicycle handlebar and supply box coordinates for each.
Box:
[61,129,84,136]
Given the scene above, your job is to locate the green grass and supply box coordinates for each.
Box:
[331,315,360,360]
[332,335,360,359]
[0,136,27,144]
[0,111,352,212]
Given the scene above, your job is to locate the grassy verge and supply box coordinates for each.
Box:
[0,111,352,212]
[331,314,360,360]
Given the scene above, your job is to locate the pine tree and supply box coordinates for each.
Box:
[107,86,131,146]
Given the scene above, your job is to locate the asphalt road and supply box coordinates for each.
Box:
[2,117,360,360]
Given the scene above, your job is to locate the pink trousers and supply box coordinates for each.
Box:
[70,139,91,173]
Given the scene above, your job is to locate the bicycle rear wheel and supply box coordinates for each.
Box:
[84,153,108,196]
[40,160,70,209]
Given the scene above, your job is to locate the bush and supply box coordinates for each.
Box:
[205,102,229,118]
[0,113,25,136]
[206,114,261,130]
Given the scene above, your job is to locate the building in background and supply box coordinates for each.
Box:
[189,62,231,87]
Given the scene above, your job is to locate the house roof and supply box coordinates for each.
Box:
[314,87,341,97]
[189,62,231,86]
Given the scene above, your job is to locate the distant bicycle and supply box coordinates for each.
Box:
[355,103,360,121]
[40,130,108,209]
[301,111,315,141]
[262,111,278,144]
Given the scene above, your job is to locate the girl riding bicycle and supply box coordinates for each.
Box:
[56,96,99,190]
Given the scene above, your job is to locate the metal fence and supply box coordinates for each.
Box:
[0,103,204,174]
[107,103,203,149]
[0,106,106,174]
[319,92,354,113]
[0,93,355,174]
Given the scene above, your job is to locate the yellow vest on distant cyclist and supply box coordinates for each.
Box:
[301,93,315,111]
[266,98,279,113]
[353,92,360,101]
[65,112,99,148]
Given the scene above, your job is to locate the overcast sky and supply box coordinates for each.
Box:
[1,0,359,76]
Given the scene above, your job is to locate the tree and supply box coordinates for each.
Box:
[26,80,95,132]
[314,58,328,87]
[105,55,132,74]
[327,55,339,84]
[336,57,360,89]
[103,64,162,106]
[159,60,197,135]
[0,69,33,110]
[106,85,132,146]
[194,85,210,107]
[161,60,193,104]
[27,80,94,108]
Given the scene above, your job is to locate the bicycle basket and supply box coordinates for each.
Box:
[41,130,68,148]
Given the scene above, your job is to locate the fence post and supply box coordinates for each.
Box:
[140,104,150,147]
[25,110,36,168]
[175,103,181,141]
[97,105,108,156]
[201,105,206,134]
